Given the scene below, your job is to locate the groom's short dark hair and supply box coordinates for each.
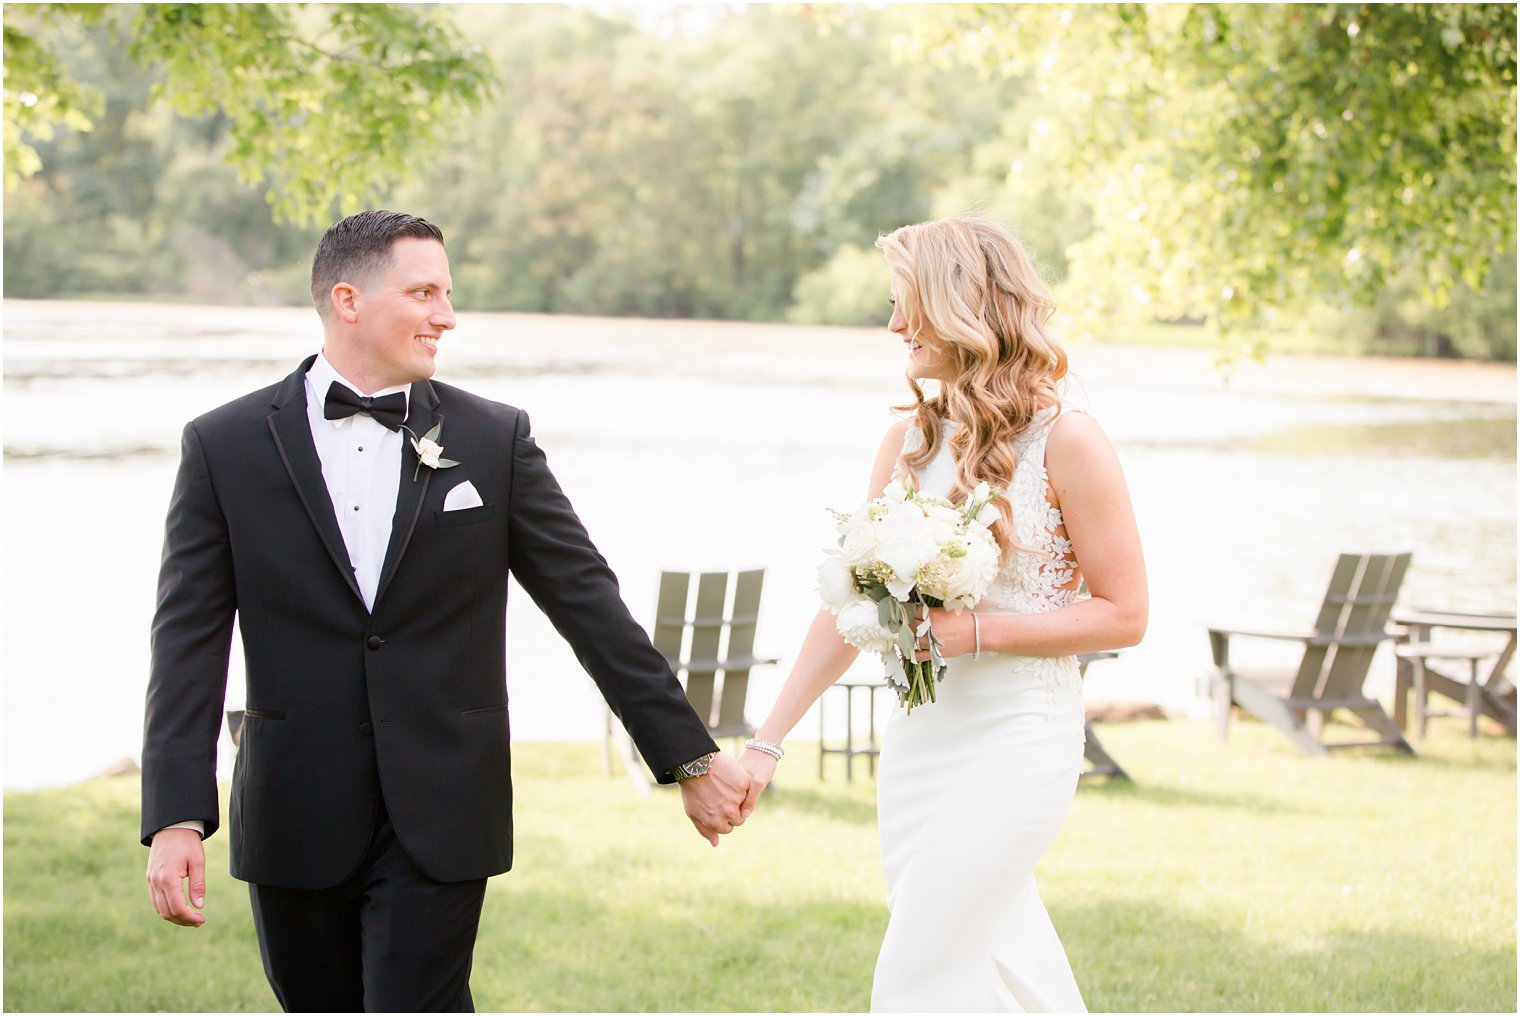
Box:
[311,210,445,320]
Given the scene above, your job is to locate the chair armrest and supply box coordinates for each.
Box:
[1208,626,1399,668]
[1208,626,1320,669]
[1207,626,1317,643]
[681,654,779,672]
[1397,640,1494,662]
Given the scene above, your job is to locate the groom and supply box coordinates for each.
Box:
[141,210,753,1012]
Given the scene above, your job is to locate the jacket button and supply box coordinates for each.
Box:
[359,722,373,736]
[366,635,384,650]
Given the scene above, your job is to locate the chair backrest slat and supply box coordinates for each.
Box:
[679,572,730,726]
[651,571,690,666]
[715,569,766,732]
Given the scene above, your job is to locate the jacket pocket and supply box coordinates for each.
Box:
[243,708,286,721]
[435,504,497,529]
[460,702,508,717]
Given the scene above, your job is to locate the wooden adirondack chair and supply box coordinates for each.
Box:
[1209,552,1415,756]
[605,568,778,789]
[651,568,778,749]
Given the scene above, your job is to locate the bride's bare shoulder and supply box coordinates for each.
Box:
[1045,409,1124,495]
[1047,407,1106,448]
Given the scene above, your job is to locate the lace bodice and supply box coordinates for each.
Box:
[899,405,1086,615]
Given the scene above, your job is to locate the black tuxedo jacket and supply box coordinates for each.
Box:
[141,356,717,887]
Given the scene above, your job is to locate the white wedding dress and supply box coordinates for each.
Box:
[872,405,1088,1013]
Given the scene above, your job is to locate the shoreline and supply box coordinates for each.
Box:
[6,297,1518,393]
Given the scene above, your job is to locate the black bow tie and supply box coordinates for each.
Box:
[324,382,407,431]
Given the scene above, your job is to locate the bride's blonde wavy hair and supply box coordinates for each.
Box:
[876,216,1067,559]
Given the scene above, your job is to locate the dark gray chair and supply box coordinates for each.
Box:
[1209,552,1415,756]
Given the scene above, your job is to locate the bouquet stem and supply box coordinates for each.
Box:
[903,658,938,714]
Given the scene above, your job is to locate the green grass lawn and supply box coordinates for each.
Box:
[4,719,1514,1012]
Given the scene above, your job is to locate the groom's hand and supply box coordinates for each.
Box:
[679,752,752,847]
[146,827,207,927]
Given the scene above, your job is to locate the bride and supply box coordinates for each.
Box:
[738,216,1147,1012]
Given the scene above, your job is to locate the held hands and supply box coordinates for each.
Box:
[738,748,778,806]
[145,827,207,928]
[678,752,754,846]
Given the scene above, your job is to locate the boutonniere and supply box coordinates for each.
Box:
[401,422,461,481]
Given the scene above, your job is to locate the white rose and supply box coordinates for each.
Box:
[817,552,859,612]
[838,512,880,567]
[876,538,937,600]
[835,598,896,654]
[976,501,1002,527]
[414,436,444,468]
[881,477,909,503]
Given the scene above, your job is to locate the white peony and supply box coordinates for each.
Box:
[923,524,1001,610]
[816,552,859,612]
[835,598,896,654]
[919,501,962,545]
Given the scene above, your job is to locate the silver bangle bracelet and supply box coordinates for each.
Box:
[745,738,784,760]
[973,613,982,661]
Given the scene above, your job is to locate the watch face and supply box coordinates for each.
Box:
[680,753,714,778]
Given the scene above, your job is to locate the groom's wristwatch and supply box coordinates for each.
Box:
[671,751,717,781]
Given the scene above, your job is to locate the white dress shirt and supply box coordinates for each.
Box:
[303,353,410,612]
[159,353,410,841]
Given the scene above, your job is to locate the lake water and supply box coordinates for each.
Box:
[4,299,1515,790]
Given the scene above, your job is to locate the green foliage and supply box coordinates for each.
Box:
[2,15,321,302]
[789,244,891,326]
[2,6,104,188]
[1357,252,1519,360]
[4,3,494,224]
[397,4,1025,321]
[4,726,1514,1011]
[5,3,1513,358]
[916,4,1517,354]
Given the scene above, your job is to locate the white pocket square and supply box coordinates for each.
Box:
[443,480,484,511]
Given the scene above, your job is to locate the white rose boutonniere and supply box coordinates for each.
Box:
[401,422,461,481]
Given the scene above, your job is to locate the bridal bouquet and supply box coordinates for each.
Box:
[818,478,1003,712]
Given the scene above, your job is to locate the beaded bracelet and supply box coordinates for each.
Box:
[744,738,785,760]
[972,613,982,661]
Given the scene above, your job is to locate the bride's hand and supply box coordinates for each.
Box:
[738,748,777,818]
[914,608,977,660]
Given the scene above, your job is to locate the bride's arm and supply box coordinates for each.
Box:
[738,420,909,807]
[931,412,1147,659]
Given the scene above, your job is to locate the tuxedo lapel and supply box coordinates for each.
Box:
[266,356,367,608]
[374,380,442,608]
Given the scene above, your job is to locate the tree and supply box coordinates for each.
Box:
[3,3,494,224]
[911,4,1517,351]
